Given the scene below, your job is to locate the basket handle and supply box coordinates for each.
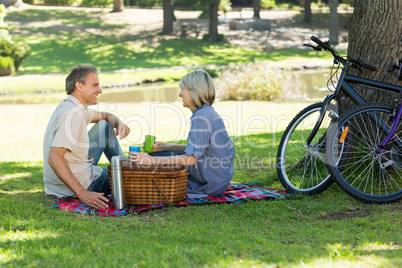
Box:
[152,178,172,205]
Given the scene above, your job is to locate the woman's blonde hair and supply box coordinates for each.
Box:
[179,69,215,108]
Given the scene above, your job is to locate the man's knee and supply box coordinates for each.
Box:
[96,120,116,136]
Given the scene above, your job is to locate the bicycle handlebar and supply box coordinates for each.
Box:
[310,36,338,58]
[307,36,376,72]
[350,57,377,71]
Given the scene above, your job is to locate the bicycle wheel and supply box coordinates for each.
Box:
[277,102,340,194]
[326,103,402,203]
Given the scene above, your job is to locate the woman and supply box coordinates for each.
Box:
[128,69,235,198]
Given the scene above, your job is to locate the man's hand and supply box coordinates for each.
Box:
[116,123,130,139]
[93,112,130,139]
[77,189,110,209]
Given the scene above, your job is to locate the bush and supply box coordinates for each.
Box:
[81,0,112,7]
[42,0,77,5]
[261,0,276,9]
[0,5,30,74]
[202,33,225,42]
[0,30,31,72]
[0,56,15,76]
[123,0,161,7]
[11,41,31,71]
[215,61,301,101]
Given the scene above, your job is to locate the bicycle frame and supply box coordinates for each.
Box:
[379,101,402,150]
[306,66,402,147]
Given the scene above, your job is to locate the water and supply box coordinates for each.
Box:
[99,69,334,103]
[0,69,334,104]
[296,69,334,100]
[98,82,182,103]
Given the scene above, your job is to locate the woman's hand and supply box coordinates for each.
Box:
[128,152,154,165]
[150,141,167,153]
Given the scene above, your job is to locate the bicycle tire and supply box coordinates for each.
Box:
[277,102,340,194]
[326,103,402,203]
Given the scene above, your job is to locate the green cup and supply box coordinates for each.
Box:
[144,135,156,153]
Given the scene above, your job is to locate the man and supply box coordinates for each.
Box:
[43,64,130,209]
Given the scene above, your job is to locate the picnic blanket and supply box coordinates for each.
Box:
[51,182,293,217]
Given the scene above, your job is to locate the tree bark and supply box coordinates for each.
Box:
[328,0,339,45]
[253,0,261,19]
[162,0,174,34]
[112,0,124,13]
[340,0,402,110]
[209,1,219,42]
[304,0,312,23]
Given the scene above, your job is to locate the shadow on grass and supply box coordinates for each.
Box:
[8,9,326,75]
[0,141,401,266]
[0,161,43,192]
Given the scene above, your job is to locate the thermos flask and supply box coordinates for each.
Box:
[111,156,126,209]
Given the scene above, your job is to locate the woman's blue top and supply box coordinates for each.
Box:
[184,104,235,196]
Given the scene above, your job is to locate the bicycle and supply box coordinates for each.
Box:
[276,36,388,195]
[325,68,402,203]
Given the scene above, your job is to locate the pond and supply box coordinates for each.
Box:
[0,69,334,105]
[98,69,334,103]
[98,69,333,103]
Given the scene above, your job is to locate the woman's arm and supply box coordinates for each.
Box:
[128,152,196,166]
[152,142,187,152]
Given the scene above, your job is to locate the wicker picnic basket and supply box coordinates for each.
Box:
[108,161,189,206]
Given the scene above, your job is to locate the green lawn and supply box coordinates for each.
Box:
[6,8,332,75]
[0,6,400,268]
[1,7,339,97]
[0,102,401,267]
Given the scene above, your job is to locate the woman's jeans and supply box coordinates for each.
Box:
[87,120,126,195]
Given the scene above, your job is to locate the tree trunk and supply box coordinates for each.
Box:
[209,1,219,42]
[162,0,174,34]
[304,0,312,23]
[328,0,339,45]
[340,0,401,110]
[112,0,124,13]
[253,0,261,19]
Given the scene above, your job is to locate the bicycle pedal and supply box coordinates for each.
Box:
[380,160,394,169]
[390,146,402,168]
[328,112,337,119]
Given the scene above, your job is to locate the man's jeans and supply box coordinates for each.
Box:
[87,120,126,195]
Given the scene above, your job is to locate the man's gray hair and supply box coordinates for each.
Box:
[179,69,215,109]
[65,64,98,95]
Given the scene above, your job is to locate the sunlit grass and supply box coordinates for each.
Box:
[0,230,59,243]
[0,7,400,268]
[6,8,338,77]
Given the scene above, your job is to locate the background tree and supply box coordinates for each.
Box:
[340,0,402,110]
[328,0,338,45]
[303,0,312,23]
[112,0,124,12]
[162,0,174,34]
[208,0,219,42]
[253,0,261,19]
[181,0,220,42]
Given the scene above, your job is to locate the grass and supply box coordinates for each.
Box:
[0,7,341,97]
[0,102,401,267]
[0,6,400,268]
